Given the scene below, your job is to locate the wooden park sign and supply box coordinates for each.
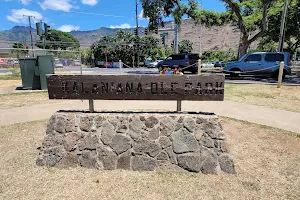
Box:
[47,74,224,101]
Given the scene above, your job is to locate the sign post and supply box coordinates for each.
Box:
[47,74,225,112]
[160,32,168,37]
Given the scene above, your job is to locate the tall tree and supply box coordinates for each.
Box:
[259,0,300,55]
[11,43,28,58]
[91,30,160,65]
[37,30,80,50]
[141,0,280,57]
[179,39,193,53]
[220,0,278,57]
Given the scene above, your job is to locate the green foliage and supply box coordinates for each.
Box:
[37,30,80,50]
[141,0,199,29]
[259,0,300,55]
[10,43,28,58]
[200,50,237,62]
[179,39,193,53]
[194,10,233,27]
[91,30,160,65]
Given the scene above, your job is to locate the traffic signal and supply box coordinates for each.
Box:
[36,22,42,36]
[134,28,138,36]
[171,41,174,48]
[44,23,51,36]
[144,28,148,35]
[161,36,165,45]
[155,26,158,34]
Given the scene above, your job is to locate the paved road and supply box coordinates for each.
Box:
[1,66,299,85]
[0,69,10,74]
[1,100,299,134]
[63,66,159,75]
[64,67,300,85]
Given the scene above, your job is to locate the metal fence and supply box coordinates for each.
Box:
[0,48,83,68]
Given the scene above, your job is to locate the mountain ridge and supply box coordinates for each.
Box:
[0,19,251,52]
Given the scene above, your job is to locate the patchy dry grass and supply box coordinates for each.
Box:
[225,84,300,112]
[0,118,299,200]
[0,92,56,110]
[0,80,22,87]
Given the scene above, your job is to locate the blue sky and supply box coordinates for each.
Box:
[1,0,226,32]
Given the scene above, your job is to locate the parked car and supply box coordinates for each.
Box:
[74,59,81,66]
[157,54,200,73]
[54,58,63,68]
[223,52,291,78]
[203,62,215,68]
[144,58,152,67]
[148,59,164,68]
[214,61,226,68]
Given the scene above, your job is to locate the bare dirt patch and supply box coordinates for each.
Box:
[225,84,300,112]
[0,80,22,87]
[0,92,57,110]
[0,118,299,200]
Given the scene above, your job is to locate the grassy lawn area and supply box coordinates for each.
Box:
[225,84,300,112]
[0,80,21,87]
[0,92,53,110]
[1,79,300,113]
[0,118,299,199]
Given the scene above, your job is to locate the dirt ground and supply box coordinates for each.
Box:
[1,83,300,113]
[0,92,57,110]
[225,84,300,112]
[0,80,21,87]
[0,118,299,200]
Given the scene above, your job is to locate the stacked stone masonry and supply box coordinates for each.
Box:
[37,112,235,174]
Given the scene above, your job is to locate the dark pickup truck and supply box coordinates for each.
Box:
[157,54,200,74]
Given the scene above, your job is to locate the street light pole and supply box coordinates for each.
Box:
[278,0,289,52]
[135,0,140,67]
[174,24,179,54]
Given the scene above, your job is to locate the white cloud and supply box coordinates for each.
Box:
[109,23,132,29]
[138,10,143,19]
[81,0,98,6]
[20,0,32,5]
[138,10,149,20]
[58,25,80,32]
[7,8,43,24]
[39,0,74,12]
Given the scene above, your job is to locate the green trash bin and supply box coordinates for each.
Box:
[19,58,41,90]
[37,55,55,90]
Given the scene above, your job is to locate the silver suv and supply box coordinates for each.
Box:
[224,52,291,78]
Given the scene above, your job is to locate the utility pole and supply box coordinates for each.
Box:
[23,15,34,55]
[135,0,140,68]
[174,24,179,54]
[198,4,202,56]
[278,0,289,52]
[199,25,202,56]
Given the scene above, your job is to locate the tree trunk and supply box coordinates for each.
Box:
[238,37,250,58]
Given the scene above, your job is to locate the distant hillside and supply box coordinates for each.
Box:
[0,19,257,52]
[70,27,142,47]
[0,26,38,47]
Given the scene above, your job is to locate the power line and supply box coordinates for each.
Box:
[69,11,124,18]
